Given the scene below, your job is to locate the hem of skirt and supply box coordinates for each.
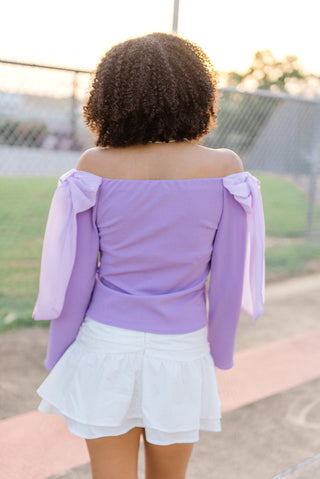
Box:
[37,398,222,444]
[37,393,221,431]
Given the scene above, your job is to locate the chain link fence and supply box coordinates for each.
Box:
[0,59,319,238]
[0,60,94,175]
[202,87,320,239]
[0,59,320,328]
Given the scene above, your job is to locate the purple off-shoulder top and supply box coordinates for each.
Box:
[33,168,265,371]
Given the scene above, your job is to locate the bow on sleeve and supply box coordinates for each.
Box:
[223,172,265,323]
[32,169,102,321]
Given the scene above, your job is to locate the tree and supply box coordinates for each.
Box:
[226,50,320,97]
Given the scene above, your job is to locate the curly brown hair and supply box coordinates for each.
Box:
[83,32,218,148]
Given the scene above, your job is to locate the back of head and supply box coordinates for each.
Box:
[83,32,218,148]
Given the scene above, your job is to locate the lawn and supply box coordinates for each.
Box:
[0,177,57,331]
[0,173,319,331]
[253,172,309,237]
[265,239,320,281]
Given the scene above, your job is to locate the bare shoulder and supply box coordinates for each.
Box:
[77,147,106,173]
[215,148,244,176]
[202,146,244,177]
[76,147,113,176]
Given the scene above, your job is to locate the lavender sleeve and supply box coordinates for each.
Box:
[32,169,102,370]
[208,172,265,370]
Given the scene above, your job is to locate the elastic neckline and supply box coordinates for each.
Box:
[101,176,224,182]
[75,169,248,183]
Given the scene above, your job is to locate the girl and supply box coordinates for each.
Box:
[34,32,265,479]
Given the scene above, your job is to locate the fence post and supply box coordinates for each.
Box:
[305,153,317,239]
[305,102,320,239]
[70,71,78,149]
[172,0,180,33]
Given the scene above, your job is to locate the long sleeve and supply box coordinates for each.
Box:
[207,172,265,370]
[32,169,102,370]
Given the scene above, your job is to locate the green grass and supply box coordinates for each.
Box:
[253,172,309,237]
[0,173,319,332]
[0,177,57,331]
[266,240,320,282]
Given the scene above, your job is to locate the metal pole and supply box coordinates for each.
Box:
[305,153,317,239]
[70,72,78,150]
[0,58,90,74]
[172,0,180,34]
[305,102,320,239]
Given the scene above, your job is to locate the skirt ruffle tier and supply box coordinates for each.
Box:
[37,316,222,445]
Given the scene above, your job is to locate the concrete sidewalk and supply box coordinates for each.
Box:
[1,274,320,479]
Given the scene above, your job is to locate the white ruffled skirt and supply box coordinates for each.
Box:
[37,316,222,446]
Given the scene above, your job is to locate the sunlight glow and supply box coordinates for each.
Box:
[1,0,319,75]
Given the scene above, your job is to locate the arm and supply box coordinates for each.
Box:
[207,172,265,370]
[207,186,247,370]
[42,208,99,370]
[32,169,102,370]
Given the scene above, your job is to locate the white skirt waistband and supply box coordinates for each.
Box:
[76,316,211,361]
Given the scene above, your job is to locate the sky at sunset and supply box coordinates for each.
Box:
[1,0,319,81]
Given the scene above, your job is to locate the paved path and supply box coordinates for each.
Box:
[1,274,320,478]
